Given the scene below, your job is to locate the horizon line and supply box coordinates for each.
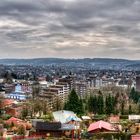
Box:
[0,57,139,61]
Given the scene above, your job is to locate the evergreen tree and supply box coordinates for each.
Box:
[129,87,140,103]
[98,95,104,114]
[130,87,135,99]
[87,95,93,112]
[79,98,84,115]
[64,89,84,115]
[93,95,98,114]
[105,95,116,115]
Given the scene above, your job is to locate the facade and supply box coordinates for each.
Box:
[59,76,75,91]
[39,91,57,109]
[136,76,140,92]
[74,82,87,98]
[5,84,27,100]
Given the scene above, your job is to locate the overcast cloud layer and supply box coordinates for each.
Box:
[0,0,140,59]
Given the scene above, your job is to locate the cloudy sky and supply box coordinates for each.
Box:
[0,0,140,59]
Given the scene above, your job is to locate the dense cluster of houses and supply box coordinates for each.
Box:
[1,97,140,140]
[0,75,140,139]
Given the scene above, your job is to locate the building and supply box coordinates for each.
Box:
[5,84,27,100]
[87,76,96,88]
[95,78,103,88]
[56,82,70,101]
[74,82,87,98]
[136,76,140,92]
[39,92,57,109]
[88,120,118,133]
[32,121,76,138]
[59,76,75,91]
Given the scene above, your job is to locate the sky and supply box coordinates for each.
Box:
[0,0,140,59]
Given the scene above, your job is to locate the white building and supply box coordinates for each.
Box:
[5,84,27,100]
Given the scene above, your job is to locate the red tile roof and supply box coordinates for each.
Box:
[6,117,23,124]
[109,116,120,123]
[2,99,14,107]
[88,120,116,132]
[131,135,140,140]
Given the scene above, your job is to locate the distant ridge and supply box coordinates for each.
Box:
[0,58,131,65]
[0,58,140,70]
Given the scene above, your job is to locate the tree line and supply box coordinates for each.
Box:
[63,88,140,116]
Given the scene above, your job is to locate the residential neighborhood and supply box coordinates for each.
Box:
[0,66,140,140]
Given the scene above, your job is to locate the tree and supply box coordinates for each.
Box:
[92,95,98,114]
[42,100,48,115]
[98,95,104,114]
[79,98,84,115]
[17,125,26,136]
[105,95,116,115]
[34,100,42,117]
[64,89,84,115]
[2,71,13,84]
[130,87,140,103]
[138,103,140,114]
[121,101,125,115]
[21,108,28,120]
[53,96,63,111]
[32,81,40,99]
[87,95,93,113]
[0,96,4,116]
[129,105,132,114]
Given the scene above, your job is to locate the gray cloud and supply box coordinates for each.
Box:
[0,0,140,59]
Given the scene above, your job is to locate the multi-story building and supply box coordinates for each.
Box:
[56,82,70,100]
[59,76,75,91]
[74,81,87,98]
[87,76,96,88]
[136,76,140,92]
[39,92,57,109]
[39,83,69,110]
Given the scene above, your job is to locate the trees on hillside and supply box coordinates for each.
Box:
[87,92,118,115]
[130,87,140,103]
[105,94,117,115]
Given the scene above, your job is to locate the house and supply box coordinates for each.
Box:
[88,120,118,133]
[82,116,91,121]
[6,117,32,130]
[5,84,27,100]
[6,117,24,125]
[32,121,62,137]
[32,121,77,138]
[131,135,140,140]
[129,115,140,122]
[5,106,21,117]
[0,84,5,95]
[1,99,15,108]
[108,115,120,124]
[53,110,81,124]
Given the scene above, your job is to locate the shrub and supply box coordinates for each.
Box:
[17,125,26,136]
[91,132,131,140]
[120,115,128,119]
